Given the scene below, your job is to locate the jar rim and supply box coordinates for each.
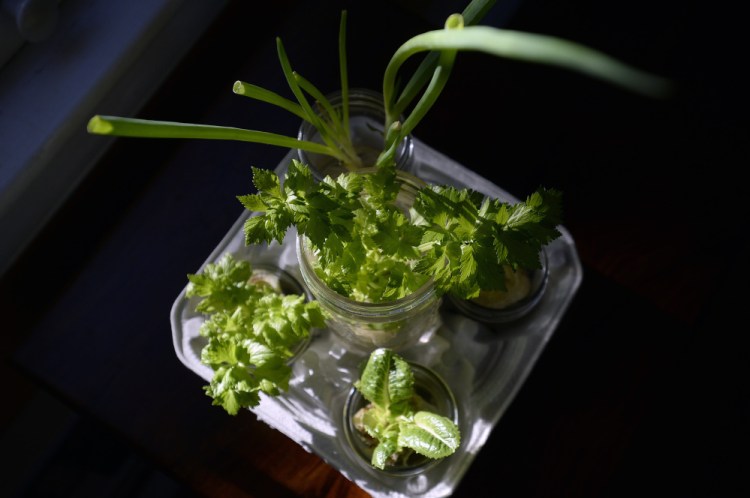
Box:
[296,87,415,179]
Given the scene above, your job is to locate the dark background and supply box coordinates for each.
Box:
[2,1,748,497]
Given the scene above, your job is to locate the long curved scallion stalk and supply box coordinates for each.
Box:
[377,14,463,168]
[389,0,496,119]
[382,23,673,145]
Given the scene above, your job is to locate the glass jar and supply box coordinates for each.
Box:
[447,248,550,324]
[297,88,414,180]
[295,169,442,352]
[297,235,441,352]
[342,362,459,476]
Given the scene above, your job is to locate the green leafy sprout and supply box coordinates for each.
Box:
[186,253,326,414]
[353,348,461,470]
[86,0,671,172]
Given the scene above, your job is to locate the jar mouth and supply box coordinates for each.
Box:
[342,362,459,475]
[296,88,414,179]
[307,87,384,109]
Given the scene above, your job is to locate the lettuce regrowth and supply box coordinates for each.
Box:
[353,348,461,469]
[186,253,326,414]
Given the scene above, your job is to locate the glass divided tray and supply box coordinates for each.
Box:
[170,141,583,498]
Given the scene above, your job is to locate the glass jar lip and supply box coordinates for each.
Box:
[342,362,459,476]
[448,247,550,324]
[296,89,385,140]
[297,88,388,140]
[296,234,438,318]
[309,87,387,107]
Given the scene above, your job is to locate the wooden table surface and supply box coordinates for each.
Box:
[4,1,748,497]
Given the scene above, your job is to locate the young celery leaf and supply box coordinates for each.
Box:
[238,166,298,245]
[240,160,360,249]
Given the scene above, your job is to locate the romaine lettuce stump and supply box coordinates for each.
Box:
[353,348,461,470]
